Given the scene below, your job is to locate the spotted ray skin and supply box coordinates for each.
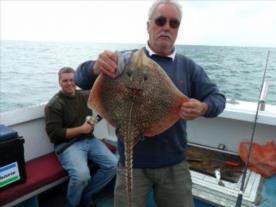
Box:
[88,49,189,207]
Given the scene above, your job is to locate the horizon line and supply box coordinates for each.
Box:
[1,39,275,49]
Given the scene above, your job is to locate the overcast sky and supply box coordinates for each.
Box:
[1,0,276,47]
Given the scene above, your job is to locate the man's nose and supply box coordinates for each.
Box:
[160,22,170,30]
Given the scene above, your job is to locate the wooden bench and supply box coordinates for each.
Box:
[0,153,67,207]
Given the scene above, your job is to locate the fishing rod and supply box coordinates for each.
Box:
[235,50,270,207]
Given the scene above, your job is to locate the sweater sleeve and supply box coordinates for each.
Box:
[75,60,98,90]
[44,102,66,144]
[190,62,226,117]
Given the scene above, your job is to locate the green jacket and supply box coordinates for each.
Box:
[44,90,91,144]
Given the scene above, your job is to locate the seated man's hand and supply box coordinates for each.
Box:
[80,121,94,134]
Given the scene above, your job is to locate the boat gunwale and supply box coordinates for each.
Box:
[1,101,276,127]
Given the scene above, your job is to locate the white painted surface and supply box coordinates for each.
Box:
[192,170,262,206]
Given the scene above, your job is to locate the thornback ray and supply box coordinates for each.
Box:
[88,48,189,207]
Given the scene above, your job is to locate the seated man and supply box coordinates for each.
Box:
[44,67,117,207]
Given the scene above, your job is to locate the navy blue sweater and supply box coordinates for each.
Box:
[75,48,226,168]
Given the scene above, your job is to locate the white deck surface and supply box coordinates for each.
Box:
[192,169,262,207]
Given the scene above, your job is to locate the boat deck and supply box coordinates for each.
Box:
[39,180,114,207]
[38,181,216,207]
[187,144,244,183]
[36,173,276,207]
[188,143,262,207]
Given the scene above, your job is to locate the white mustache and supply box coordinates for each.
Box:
[159,31,172,39]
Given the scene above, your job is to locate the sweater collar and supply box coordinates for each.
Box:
[59,90,76,99]
[145,42,176,61]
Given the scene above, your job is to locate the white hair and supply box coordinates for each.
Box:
[148,0,182,20]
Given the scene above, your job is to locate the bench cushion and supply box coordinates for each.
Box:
[0,153,67,205]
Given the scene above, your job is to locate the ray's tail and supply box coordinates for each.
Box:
[124,138,133,207]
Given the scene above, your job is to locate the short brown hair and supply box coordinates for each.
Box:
[58,67,75,80]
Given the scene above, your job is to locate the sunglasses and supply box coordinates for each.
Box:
[154,16,180,29]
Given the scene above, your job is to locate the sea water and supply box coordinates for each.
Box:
[1,40,276,113]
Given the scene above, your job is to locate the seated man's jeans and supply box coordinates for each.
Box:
[56,137,118,207]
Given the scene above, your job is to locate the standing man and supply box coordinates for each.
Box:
[45,67,118,207]
[74,0,226,207]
